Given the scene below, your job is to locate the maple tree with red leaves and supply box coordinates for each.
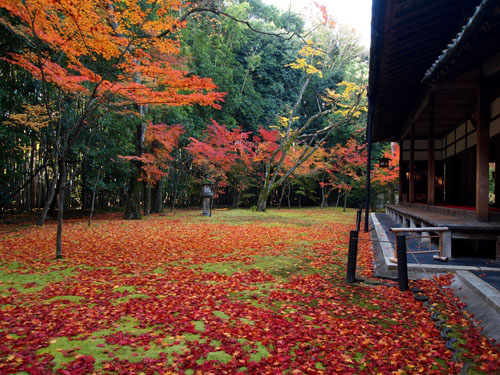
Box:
[120,123,184,185]
[322,138,367,211]
[0,0,224,257]
[186,120,254,208]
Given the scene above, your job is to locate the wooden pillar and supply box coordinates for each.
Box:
[495,143,500,208]
[399,142,404,203]
[409,123,415,203]
[476,81,490,222]
[496,162,500,208]
[428,96,435,205]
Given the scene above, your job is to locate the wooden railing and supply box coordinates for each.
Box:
[389,227,450,263]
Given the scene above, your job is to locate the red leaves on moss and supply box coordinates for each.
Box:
[0,210,498,374]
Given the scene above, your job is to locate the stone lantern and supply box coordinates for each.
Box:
[201,180,214,216]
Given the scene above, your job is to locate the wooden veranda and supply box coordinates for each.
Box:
[368,0,500,259]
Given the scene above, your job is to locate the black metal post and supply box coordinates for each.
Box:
[346,230,359,283]
[364,94,374,232]
[396,234,408,291]
[356,207,362,232]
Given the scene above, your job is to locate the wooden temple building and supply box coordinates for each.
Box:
[368,0,500,260]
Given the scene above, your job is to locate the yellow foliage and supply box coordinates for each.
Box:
[6,104,52,131]
[299,43,325,57]
[270,115,300,135]
[322,82,367,119]
[285,41,325,78]
[278,116,299,128]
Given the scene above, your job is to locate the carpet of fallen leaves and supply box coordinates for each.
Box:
[0,208,499,374]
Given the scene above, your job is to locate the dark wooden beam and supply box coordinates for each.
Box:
[399,142,404,203]
[476,79,490,221]
[495,144,500,208]
[428,94,435,205]
[483,51,500,76]
[409,123,415,203]
[400,70,481,141]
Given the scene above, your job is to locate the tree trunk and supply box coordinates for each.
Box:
[151,178,163,213]
[343,191,349,212]
[335,190,341,207]
[209,181,219,216]
[231,188,241,209]
[320,186,329,208]
[37,172,43,210]
[43,164,50,207]
[287,183,291,209]
[235,191,241,208]
[124,168,143,220]
[81,162,88,211]
[48,176,61,218]
[143,182,151,216]
[29,138,35,212]
[124,122,146,219]
[170,168,181,212]
[37,170,58,225]
[88,168,101,226]
[256,186,271,211]
[278,183,286,209]
[56,159,67,259]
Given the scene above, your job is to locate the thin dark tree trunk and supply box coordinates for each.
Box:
[48,176,61,218]
[56,159,67,259]
[16,191,21,212]
[235,191,241,208]
[209,181,220,216]
[151,178,163,213]
[287,183,291,209]
[231,187,241,209]
[279,181,288,209]
[143,182,151,216]
[37,172,43,210]
[320,171,329,208]
[88,168,101,226]
[38,170,57,225]
[170,169,180,212]
[29,139,35,211]
[335,190,341,207]
[81,162,88,211]
[320,186,328,208]
[124,121,146,219]
[43,164,49,207]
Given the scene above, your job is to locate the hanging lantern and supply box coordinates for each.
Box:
[379,157,390,169]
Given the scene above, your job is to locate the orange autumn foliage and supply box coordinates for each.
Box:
[0,0,225,108]
[373,142,400,187]
[323,138,366,195]
[120,123,184,183]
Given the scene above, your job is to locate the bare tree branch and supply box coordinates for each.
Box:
[157,6,319,43]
